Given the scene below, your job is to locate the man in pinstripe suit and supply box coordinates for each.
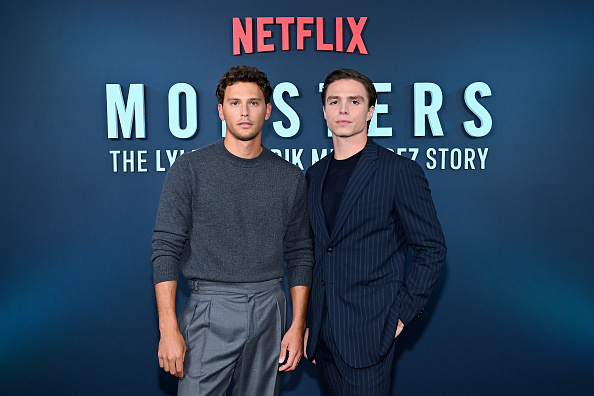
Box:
[304,69,447,395]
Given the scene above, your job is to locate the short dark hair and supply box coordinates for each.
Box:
[216,65,273,104]
[321,68,377,109]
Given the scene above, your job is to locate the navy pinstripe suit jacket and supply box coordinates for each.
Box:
[305,139,446,368]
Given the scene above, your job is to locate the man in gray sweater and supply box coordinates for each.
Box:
[152,66,314,395]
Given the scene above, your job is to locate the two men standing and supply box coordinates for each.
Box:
[152,66,445,395]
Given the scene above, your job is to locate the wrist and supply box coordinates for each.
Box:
[159,318,180,334]
[289,318,307,332]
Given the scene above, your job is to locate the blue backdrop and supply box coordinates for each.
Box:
[2,0,593,395]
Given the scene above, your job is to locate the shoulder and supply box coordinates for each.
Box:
[183,141,220,162]
[373,141,423,175]
[305,152,331,178]
[173,142,226,175]
[262,147,305,179]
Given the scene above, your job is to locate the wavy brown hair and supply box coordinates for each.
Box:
[216,65,273,104]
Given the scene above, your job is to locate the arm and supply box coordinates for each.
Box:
[279,285,310,371]
[152,157,194,377]
[152,155,193,284]
[279,174,314,371]
[394,159,447,326]
[155,281,186,378]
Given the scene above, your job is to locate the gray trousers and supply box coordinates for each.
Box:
[177,279,286,396]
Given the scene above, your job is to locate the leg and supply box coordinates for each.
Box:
[178,291,248,396]
[232,285,286,396]
[316,310,397,395]
[338,345,396,396]
[314,310,345,396]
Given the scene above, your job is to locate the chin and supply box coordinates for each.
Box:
[332,130,360,138]
[231,131,260,141]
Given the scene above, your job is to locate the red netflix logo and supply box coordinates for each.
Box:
[232,17,368,55]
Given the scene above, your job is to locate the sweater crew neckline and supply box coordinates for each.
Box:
[216,140,269,168]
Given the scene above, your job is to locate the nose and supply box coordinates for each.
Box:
[240,103,249,117]
[339,102,348,114]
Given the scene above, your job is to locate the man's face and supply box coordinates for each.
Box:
[218,81,271,142]
[323,78,374,139]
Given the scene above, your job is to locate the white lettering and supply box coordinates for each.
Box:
[109,151,120,172]
[368,83,392,137]
[478,148,488,169]
[138,150,147,172]
[425,147,488,170]
[426,148,437,169]
[106,84,145,139]
[464,82,492,137]
[414,83,444,137]
[273,82,301,138]
[168,83,198,139]
[156,150,165,172]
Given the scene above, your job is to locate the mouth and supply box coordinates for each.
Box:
[238,121,253,128]
[336,120,351,125]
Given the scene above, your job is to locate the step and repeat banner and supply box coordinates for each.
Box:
[2,1,593,394]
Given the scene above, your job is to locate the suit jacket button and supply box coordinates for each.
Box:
[326,248,333,254]
[321,280,326,286]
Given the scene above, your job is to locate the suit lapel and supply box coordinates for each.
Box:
[311,155,332,243]
[330,139,378,242]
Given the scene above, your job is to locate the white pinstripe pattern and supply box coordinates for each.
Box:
[306,139,446,369]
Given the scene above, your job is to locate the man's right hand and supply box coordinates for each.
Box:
[158,329,187,378]
[155,281,186,378]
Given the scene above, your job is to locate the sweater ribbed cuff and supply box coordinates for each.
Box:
[153,256,179,285]
[288,264,313,288]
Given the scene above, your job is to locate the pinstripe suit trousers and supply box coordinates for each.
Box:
[316,307,397,396]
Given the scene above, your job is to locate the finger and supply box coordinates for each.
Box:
[279,350,297,372]
[289,348,302,370]
[290,356,301,371]
[169,358,179,376]
[278,347,287,364]
[303,328,309,358]
[279,361,290,371]
[176,359,184,378]
[291,351,303,370]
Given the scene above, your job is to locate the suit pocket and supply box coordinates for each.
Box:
[178,294,211,342]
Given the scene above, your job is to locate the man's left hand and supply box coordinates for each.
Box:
[278,325,304,372]
[395,319,405,338]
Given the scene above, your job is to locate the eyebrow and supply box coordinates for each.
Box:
[326,95,365,102]
[226,97,263,101]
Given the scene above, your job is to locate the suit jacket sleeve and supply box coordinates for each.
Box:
[394,159,446,326]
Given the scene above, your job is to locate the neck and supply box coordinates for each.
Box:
[224,134,263,159]
[331,133,367,160]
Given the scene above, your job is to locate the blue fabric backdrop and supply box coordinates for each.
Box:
[2,0,593,394]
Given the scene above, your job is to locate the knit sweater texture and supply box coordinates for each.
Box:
[151,140,313,288]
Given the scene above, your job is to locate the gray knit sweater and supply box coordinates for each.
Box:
[151,140,313,288]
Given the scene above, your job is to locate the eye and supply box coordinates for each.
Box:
[329,100,338,105]
[351,100,360,105]
[250,101,259,106]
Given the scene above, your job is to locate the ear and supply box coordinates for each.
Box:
[323,106,327,120]
[265,102,272,120]
[366,105,375,122]
[218,103,225,121]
